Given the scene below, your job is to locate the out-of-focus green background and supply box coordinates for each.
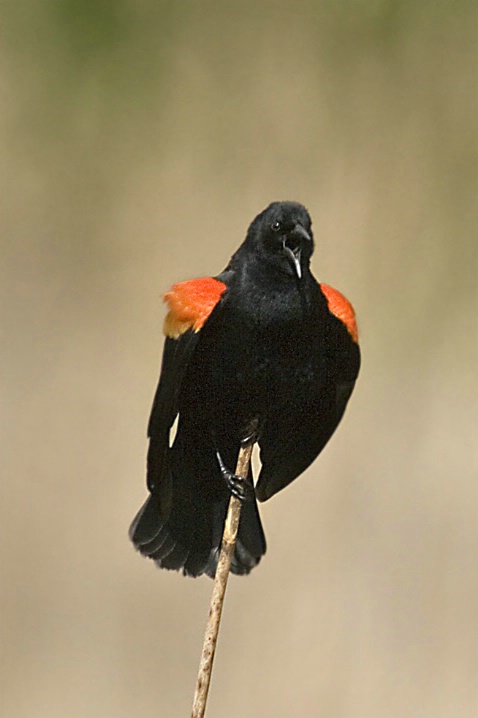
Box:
[3,2,478,716]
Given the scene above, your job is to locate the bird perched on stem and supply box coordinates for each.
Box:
[130,201,360,578]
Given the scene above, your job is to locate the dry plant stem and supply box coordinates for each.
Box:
[191,438,255,718]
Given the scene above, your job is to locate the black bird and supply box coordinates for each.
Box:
[130,201,360,578]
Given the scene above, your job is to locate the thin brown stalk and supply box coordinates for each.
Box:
[191,435,255,718]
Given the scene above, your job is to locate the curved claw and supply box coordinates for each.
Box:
[216,450,255,502]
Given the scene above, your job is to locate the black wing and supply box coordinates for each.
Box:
[255,378,357,501]
[146,269,233,493]
[256,311,360,504]
[146,330,200,492]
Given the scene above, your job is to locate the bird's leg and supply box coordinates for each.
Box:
[215,419,259,501]
[216,450,255,502]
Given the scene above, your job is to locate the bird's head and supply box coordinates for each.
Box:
[243,201,314,280]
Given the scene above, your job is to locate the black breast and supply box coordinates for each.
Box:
[179,269,330,442]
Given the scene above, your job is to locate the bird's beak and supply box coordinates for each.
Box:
[283,225,310,279]
[284,244,302,279]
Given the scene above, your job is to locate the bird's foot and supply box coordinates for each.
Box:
[216,450,255,502]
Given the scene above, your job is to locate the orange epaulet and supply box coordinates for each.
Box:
[320,283,358,343]
[163,277,227,339]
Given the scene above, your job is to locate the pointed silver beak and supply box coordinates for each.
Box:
[283,225,310,279]
[284,244,302,278]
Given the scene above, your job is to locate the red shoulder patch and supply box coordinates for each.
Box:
[320,283,358,343]
[163,277,227,338]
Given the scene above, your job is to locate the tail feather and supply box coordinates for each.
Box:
[184,546,211,577]
[160,542,191,571]
[149,534,176,561]
[130,488,266,578]
[129,494,162,546]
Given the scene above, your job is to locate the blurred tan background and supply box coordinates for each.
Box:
[2,2,478,717]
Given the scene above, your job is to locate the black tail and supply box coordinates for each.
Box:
[129,485,266,578]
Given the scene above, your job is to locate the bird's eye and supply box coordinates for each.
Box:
[271,221,281,232]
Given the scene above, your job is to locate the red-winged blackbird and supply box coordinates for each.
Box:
[130,201,360,578]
